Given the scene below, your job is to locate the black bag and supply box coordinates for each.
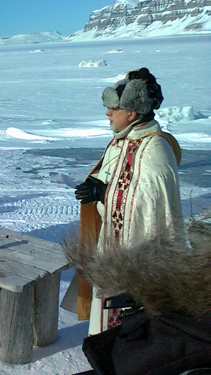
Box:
[82,310,210,375]
[83,325,120,375]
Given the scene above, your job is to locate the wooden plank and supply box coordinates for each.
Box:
[0,236,68,265]
[0,227,71,292]
[0,258,47,284]
[0,227,65,254]
[0,269,32,292]
[0,284,34,364]
[78,275,92,320]
[33,272,60,346]
[0,247,68,274]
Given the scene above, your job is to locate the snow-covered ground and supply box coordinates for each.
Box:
[0,35,210,374]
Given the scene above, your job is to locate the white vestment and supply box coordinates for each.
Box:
[88,120,184,335]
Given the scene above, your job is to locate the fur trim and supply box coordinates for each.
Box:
[102,79,152,114]
[63,220,210,317]
[102,86,120,109]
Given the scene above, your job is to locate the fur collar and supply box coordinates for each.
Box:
[63,220,210,317]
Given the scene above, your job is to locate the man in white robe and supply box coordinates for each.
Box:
[75,78,184,334]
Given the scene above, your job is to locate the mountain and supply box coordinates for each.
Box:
[68,0,211,41]
[0,31,65,46]
[0,0,210,46]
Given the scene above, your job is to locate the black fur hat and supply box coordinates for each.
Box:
[127,67,150,81]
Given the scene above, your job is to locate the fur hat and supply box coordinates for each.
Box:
[102,79,152,114]
[126,67,150,81]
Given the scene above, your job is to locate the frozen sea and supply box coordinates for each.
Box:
[0,35,210,374]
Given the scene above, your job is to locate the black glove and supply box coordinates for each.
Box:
[75,176,108,204]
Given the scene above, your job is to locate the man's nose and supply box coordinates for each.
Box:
[106,109,111,116]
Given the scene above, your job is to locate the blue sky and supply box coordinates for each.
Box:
[0,0,113,37]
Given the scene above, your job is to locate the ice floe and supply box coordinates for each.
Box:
[78,59,107,67]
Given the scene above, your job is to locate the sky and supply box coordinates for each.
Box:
[0,0,114,37]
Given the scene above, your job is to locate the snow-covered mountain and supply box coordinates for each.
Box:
[69,0,211,41]
[0,0,210,45]
[0,31,65,45]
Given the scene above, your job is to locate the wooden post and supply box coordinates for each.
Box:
[33,272,60,347]
[0,285,34,364]
[78,202,101,320]
[78,275,92,320]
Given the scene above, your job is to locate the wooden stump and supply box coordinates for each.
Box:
[0,227,69,363]
[33,272,60,347]
[0,284,34,364]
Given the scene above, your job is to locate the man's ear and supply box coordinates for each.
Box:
[128,110,137,121]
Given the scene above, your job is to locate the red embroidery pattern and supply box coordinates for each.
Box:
[104,139,124,231]
[108,308,121,329]
[127,136,153,242]
[111,139,141,241]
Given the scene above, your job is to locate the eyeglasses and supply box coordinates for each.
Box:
[107,107,121,113]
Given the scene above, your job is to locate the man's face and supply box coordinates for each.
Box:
[106,107,136,132]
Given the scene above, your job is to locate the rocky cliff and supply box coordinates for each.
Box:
[73,0,211,40]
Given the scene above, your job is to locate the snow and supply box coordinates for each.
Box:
[113,0,140,8]
[30,49,45,54]
[139,13,211,38]
[106,47,124,53]
[5,127,55,141]
[90,0,139,16]
[78,59,107,67]
[0,35,210,374]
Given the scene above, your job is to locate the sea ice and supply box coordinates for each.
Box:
[78,59,108,67]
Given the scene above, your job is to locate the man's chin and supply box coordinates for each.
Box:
[110,123,118,132]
